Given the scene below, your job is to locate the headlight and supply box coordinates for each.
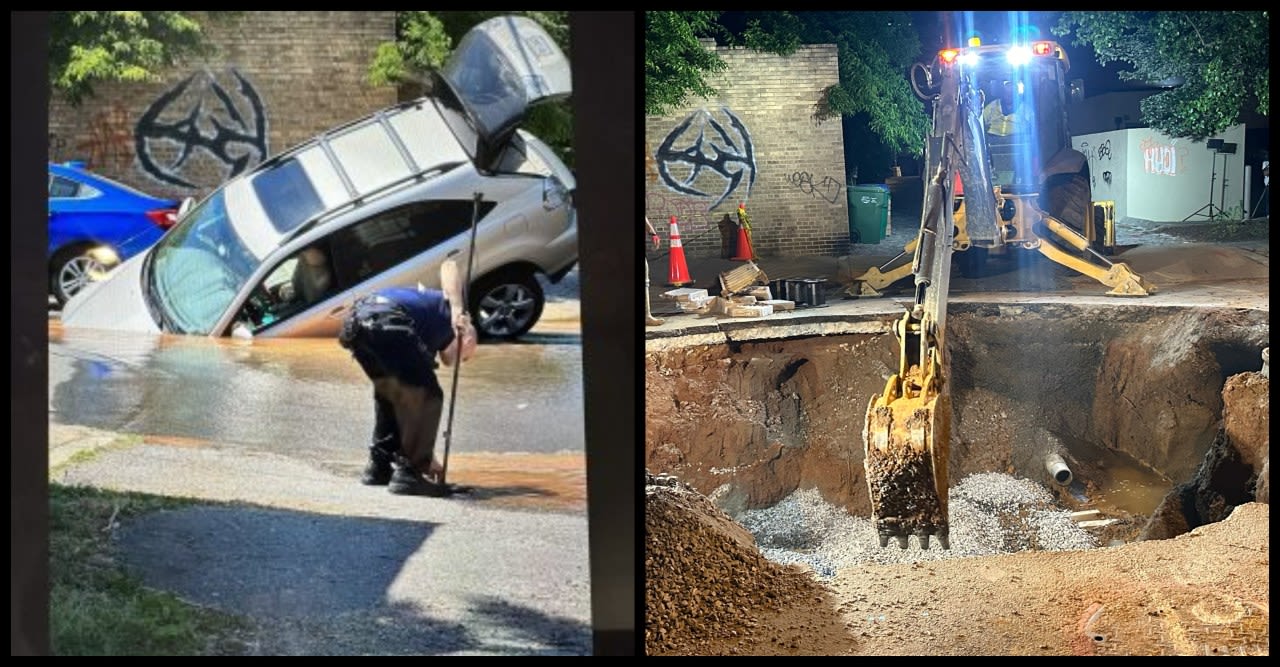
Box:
[1006,46,1032,66]
[85,246,121,281]
[543,177,568,211]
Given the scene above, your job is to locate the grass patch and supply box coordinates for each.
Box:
[48,433,142,478]
[49,484,255,655]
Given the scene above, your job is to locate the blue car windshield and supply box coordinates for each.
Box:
[148,191,258,334]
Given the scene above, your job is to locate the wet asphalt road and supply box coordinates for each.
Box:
[48,315,584,460]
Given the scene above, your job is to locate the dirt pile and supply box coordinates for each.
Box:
[644,471,853,655]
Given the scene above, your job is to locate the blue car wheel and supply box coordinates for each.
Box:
[50,243,108,306]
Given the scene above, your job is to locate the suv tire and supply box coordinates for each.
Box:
[469,270,545,340]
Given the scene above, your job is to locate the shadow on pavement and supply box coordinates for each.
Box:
[115,503,592,655]
[467,595,594,654]
[118,505,439,619]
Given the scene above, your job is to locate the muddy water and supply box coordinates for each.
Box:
[1064,437,1173,517]
[49,320,587,514]
[49,321,584,456]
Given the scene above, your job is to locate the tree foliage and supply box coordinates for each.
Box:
[645,11,930,180]
[49,11,217,106]
[1052,11,1269,140]
[644,11,731,117]
[369,11,573,166]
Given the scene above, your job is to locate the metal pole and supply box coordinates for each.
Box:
[1219,152,1230,216]
[1208,151,1219,220]
[439,192,483,486]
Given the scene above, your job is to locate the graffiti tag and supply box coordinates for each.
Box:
[1143,145,1177,176]
[654,107,756,210]
[787,171,843,205]
[1138,138,1180,177]
[75,104,135,173]
[645,191,715,239]
[1137,136,1191,177]
[1078,139,1114,190]
[48,133,69,159]
[135,68,269,189]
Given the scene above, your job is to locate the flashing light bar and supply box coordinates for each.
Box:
[1006,45,1032,66]
[938,40,1060,67]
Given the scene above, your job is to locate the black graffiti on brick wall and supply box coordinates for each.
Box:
[135,69,269,189]
[787,171,844,204]
[654,107,756,210]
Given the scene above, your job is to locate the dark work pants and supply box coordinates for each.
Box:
[342,303,445,474]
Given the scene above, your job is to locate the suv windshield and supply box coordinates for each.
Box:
[147,190,258,334]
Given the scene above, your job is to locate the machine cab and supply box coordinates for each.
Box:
[938,39,1074,191]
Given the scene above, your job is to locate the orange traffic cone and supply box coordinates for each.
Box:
[731,202,756,261]
[667,216,693,286]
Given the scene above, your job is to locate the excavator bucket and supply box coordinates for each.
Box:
[863,387,951,550]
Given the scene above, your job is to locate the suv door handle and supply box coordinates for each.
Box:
[327,305,347,319]
[447,249,461,258]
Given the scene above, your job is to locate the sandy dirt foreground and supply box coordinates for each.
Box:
[646,474,1268,656]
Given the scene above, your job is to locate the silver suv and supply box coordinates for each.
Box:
[61,15,576,341]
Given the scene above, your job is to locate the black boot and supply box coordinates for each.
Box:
[388,462,448,496]
[361,446,395,486]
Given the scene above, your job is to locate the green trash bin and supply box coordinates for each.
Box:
[848,184,890,244]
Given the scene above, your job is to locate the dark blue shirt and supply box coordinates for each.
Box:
[374,286,456,354]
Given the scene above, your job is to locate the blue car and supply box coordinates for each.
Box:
[48,161,180,305]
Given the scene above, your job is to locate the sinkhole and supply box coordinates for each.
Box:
[645,302,1268,568]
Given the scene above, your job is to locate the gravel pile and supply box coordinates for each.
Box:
[738,472,1098,576]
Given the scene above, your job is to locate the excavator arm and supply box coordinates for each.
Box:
[861,54,988,551]
[863,147,958,550]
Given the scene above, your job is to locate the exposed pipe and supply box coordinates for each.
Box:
[1045,451,1073,486]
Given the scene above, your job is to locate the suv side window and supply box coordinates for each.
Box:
[235,243,337,333]
[329,199,495,285]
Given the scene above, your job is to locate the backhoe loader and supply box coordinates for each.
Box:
[858,38,1157,550]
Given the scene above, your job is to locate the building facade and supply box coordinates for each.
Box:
[48,11,398,200]
[644,43,850,259]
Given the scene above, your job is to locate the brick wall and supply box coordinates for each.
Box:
[644,44,849,259]
[48,11,398,200]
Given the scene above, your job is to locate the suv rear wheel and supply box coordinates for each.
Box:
[469,270,545,340]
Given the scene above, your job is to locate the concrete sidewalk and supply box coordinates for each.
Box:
[645,217,1269,342]
[49,422,593,655]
